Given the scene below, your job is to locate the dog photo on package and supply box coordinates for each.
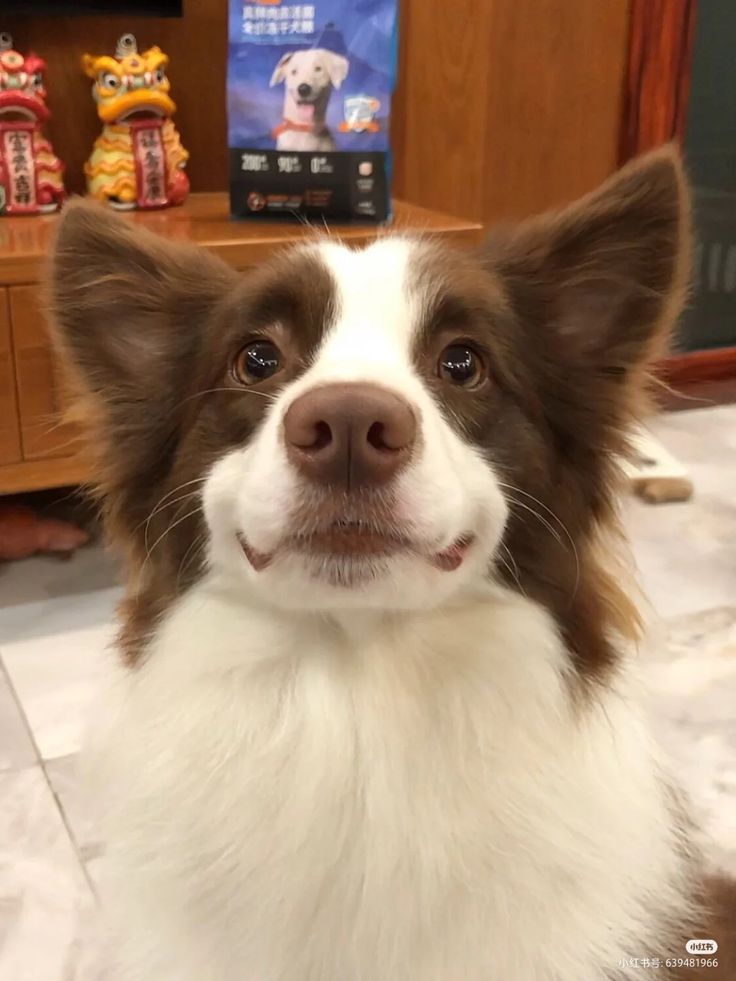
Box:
[228,0,396,221]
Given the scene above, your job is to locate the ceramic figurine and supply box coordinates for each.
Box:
[82,33,189,210]
[0,32,65,215]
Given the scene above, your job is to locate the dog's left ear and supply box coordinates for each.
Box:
[270,52,293,86]
[325,52,349,89]
[46,199,237,541]
[483,146,690,387]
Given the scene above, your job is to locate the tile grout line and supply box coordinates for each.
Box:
[0,650,99,901]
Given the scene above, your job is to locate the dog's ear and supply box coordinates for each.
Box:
[47,199,237,533]
[325,52,349,89]
[270,52,293,87]
[483,146,689,393]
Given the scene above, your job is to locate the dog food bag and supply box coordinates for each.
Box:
[228,0,398,222]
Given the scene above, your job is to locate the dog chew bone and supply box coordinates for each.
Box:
[621,425,694,504]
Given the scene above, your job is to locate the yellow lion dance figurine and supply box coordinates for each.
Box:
[82,33,189,210]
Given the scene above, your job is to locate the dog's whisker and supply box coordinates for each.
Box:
[143,485,205,561]
[144,479,206,516]
[497,541,525,596]
[176,532,209,590]
[142,506,203,574]
[137,478,207,537]
[178,387,278,408]
[142,490,203,551]
[498,483,581,601]
[504,496,564,547]
[497,483,570,536]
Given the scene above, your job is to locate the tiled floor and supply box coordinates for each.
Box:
[0,404,735,980]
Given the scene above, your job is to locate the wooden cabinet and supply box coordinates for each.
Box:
[0,289,21,466]
[0,194,481,495]
[9,286,78,461]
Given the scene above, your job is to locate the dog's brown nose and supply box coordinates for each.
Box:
[283,383,416,489]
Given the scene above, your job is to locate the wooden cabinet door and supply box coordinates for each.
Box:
[0,288,22,465]
[10,285,78,460]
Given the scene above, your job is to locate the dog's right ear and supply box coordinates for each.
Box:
[481,147,689,476]
[270,52,293,86]
[324,52,349,89]
[47,199,236,529]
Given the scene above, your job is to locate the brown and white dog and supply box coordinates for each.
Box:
[49,149,733,980]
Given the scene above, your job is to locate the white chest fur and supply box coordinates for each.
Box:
[93,578,691,981]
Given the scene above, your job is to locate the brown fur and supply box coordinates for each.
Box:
[48,146,688,684]
[412,146,689,685]
[660,872,736,979]
[692,874,736,977]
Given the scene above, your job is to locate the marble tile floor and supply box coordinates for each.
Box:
[0,403,734,979]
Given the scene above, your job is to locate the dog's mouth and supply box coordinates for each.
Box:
[293,99,321,122]
[237,524,474,579]
[293,520,409,556]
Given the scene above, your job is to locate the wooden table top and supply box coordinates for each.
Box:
[0,194,482,286]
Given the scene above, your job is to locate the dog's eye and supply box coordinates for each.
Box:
[233,340,282,385]
[438,344,483,386]
[314,65,323,72]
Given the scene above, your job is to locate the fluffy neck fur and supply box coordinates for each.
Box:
[94,576,695,981]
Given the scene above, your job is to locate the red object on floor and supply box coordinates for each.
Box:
[0,503,89,560]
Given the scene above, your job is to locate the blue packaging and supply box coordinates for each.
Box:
[227,0,398,221]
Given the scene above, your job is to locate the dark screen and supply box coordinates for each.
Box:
[3,0,182,15]
[678,0,736,351]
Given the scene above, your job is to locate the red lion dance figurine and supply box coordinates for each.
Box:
[0,32,65,215]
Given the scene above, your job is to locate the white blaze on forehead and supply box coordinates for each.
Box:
[313,238,423,379]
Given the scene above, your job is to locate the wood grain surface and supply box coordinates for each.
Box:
[0,289,22,467]
[0,194,482,287]
[392,0,630,223]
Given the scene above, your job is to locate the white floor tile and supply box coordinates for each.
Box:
[648,403,736,461]
[0,766,96,981]
[1,595,119,761]
[623,405,736,619]
[0,542,120,613]
[46,755,102,864]
[626,496,736,619]
[0,665,36,773]
[644,606,736,875]
[0,582,121,648]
